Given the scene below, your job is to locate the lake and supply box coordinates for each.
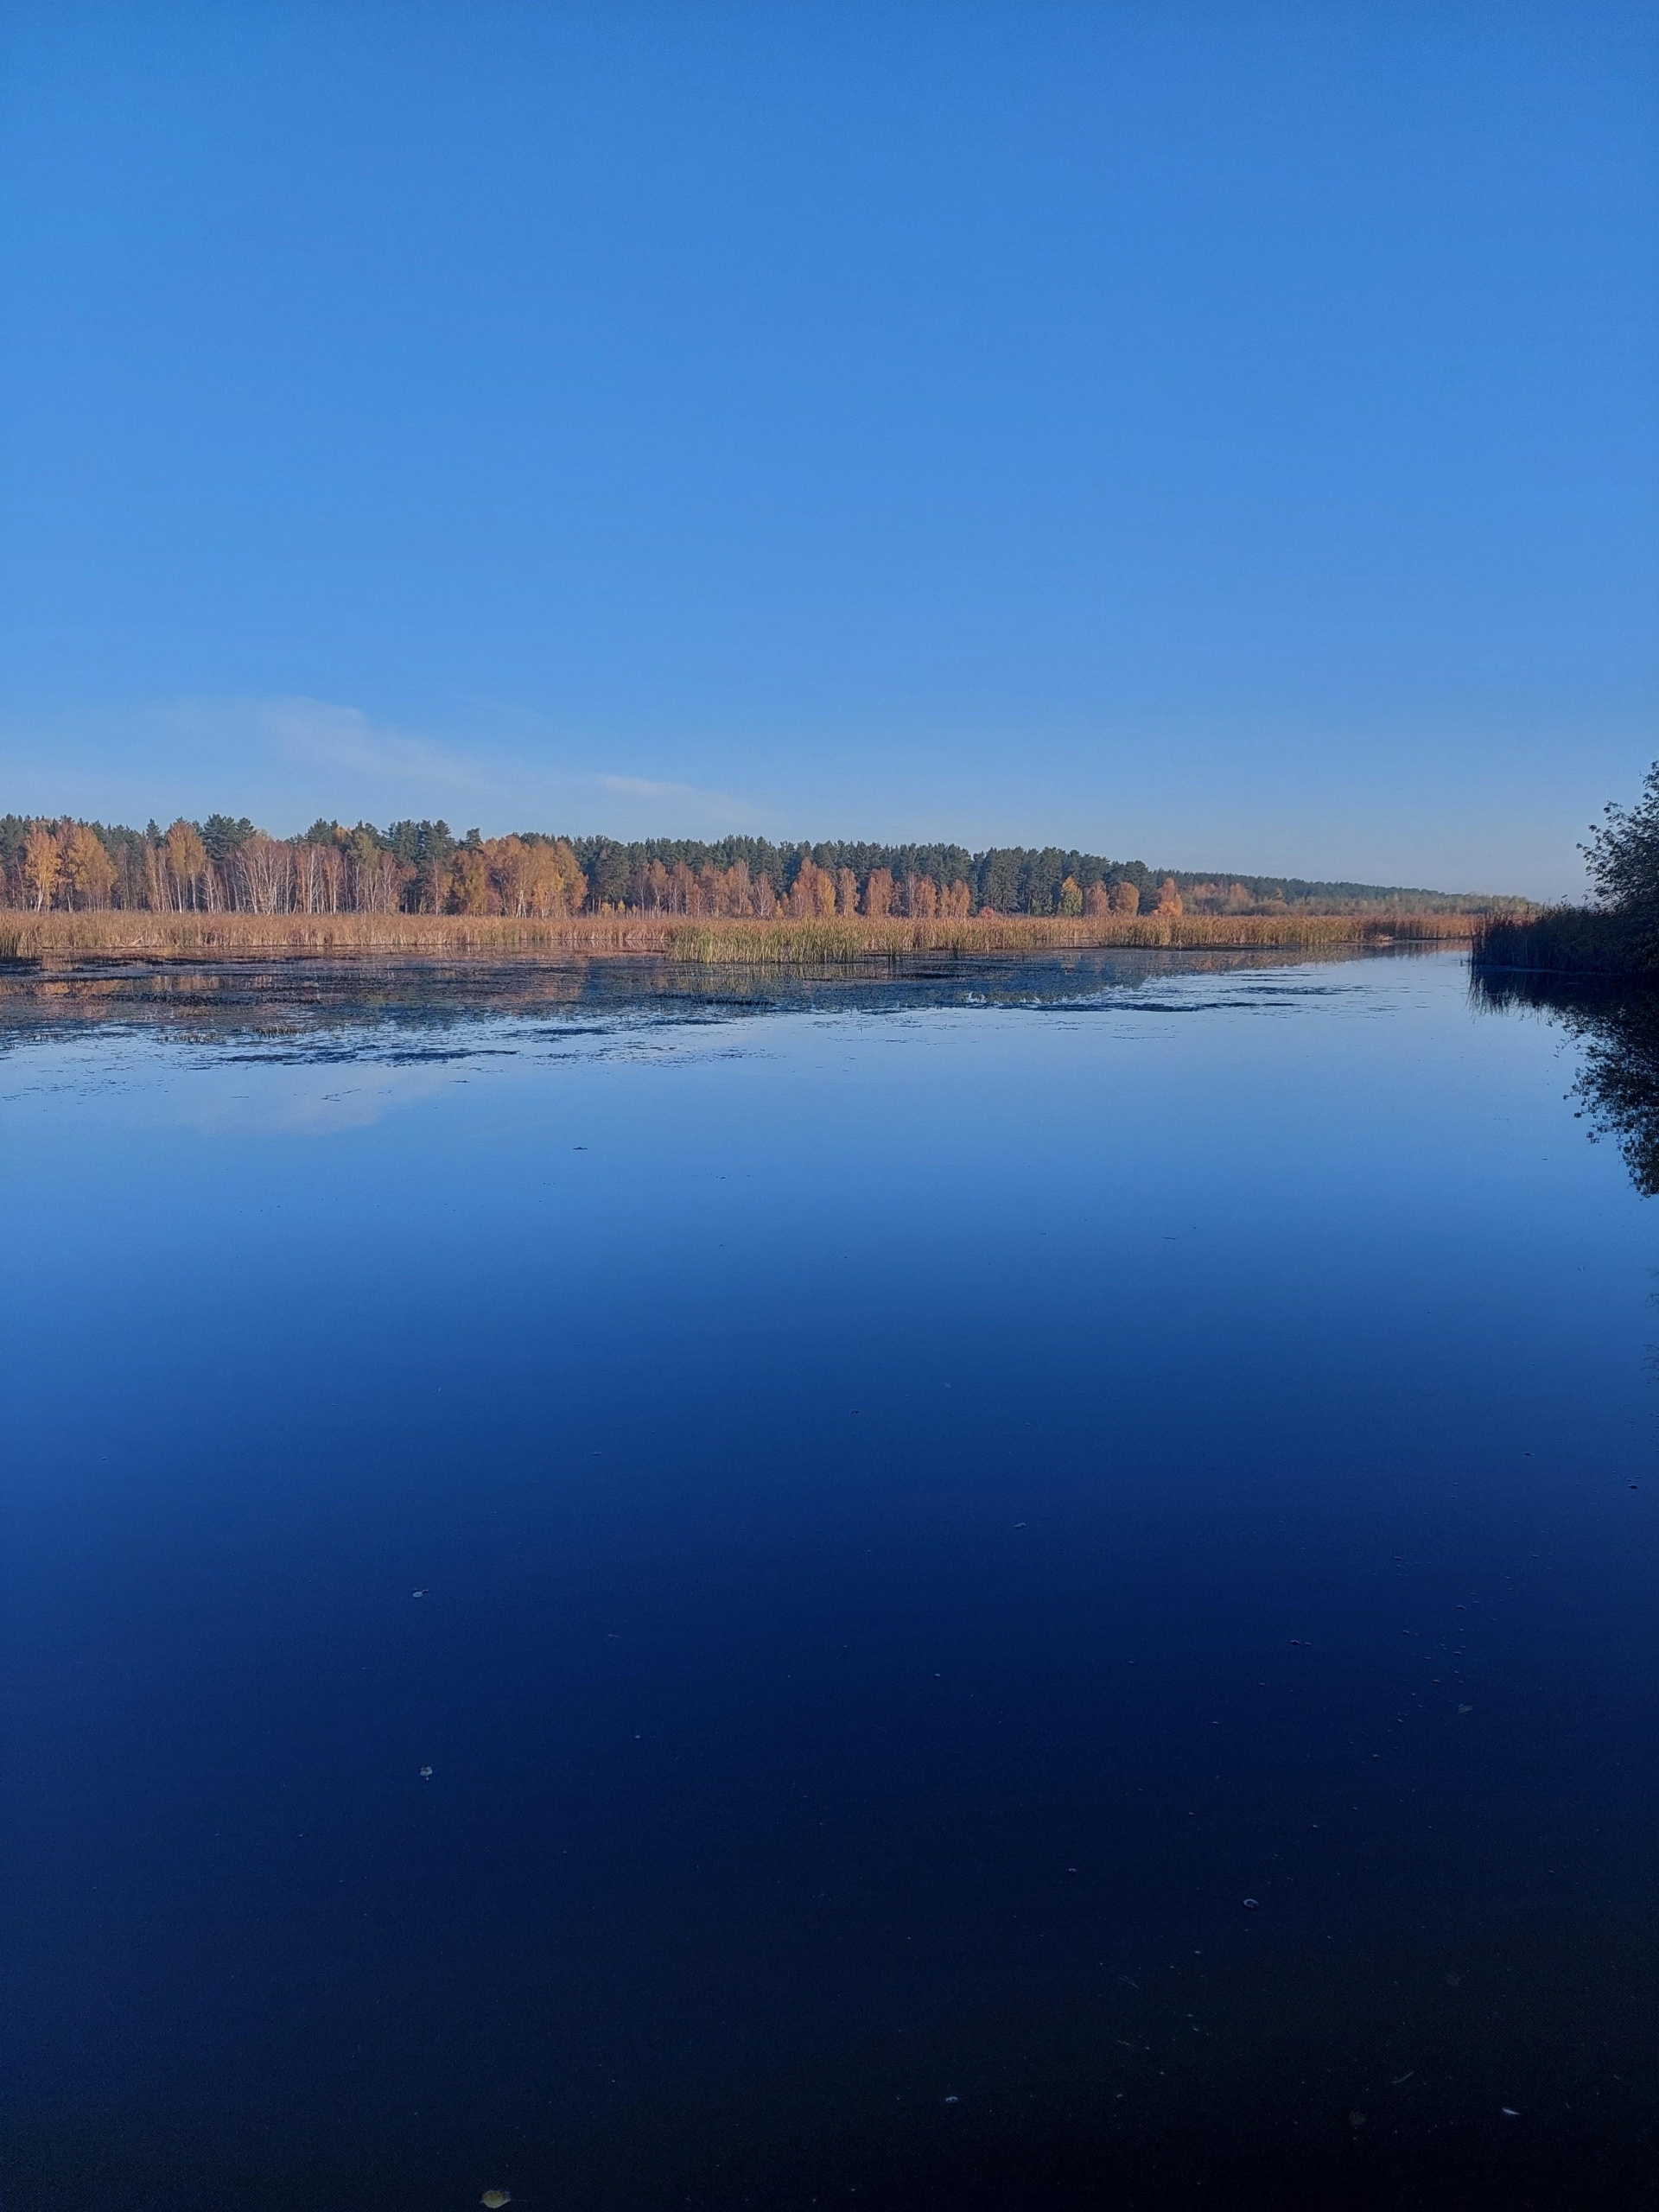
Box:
[3,946,1653,2209]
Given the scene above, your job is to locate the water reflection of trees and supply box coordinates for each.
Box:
[1475,971,1659,1196]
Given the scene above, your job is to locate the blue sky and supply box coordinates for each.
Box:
[1,2,1654,894]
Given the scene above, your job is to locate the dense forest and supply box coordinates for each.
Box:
[0,813,1495,920]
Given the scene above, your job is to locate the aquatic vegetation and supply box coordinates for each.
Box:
[664,912,1478,964]
[1471,906,1646,977]
[0,905,1484,969]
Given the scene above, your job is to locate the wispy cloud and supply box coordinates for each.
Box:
[0,692,501,829]
[594,774,704,798]
[0,691,782,841]
[590,771,768,829]
[206,696,489,791]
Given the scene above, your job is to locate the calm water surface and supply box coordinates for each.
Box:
[3,948,1654,2209]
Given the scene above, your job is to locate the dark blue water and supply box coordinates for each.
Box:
[3,949,1654,2209]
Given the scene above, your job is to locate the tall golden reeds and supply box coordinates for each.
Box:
[0,906,1485,969]
[665,911,1481,965]
[0,911,664,962]
[1471,907,1649,977]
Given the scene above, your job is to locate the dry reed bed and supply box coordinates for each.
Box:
[0,907,1483,969]
[0,912,673,962]
[1471,907,1651,977]
[665,911,1476,962]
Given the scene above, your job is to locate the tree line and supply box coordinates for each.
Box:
[0,813,1474,919]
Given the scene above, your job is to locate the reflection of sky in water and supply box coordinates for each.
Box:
[2,949,1654,2210]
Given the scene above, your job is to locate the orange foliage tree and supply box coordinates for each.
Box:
[22,824,59,910]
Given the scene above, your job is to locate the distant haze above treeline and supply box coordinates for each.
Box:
[0,814,1514,920]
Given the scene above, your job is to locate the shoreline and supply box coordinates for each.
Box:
[0,908,1481,969]
[1471,908,1656,981]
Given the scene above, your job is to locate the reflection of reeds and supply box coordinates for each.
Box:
[0,906,1480,969]
[1471,907,1650,976]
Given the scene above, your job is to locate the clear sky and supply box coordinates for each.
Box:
[2,2,1655,894]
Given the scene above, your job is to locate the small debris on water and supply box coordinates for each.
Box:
[1502,2107,1520,2118]
[412,1590,427,1599]
[1013,1522,1027,1529]
[944,2094,959,2105]
[1392,2071,1414,2086]
[1242,1897,1260,1910]
[1459,1705,1473,1714]
[419,1765,433,1779]
[482,2193,512,2207]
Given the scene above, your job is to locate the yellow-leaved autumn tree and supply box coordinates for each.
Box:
[163,820,209,910]
[22,825,59,911]
[56,822,116,910]
[787,859,836,918]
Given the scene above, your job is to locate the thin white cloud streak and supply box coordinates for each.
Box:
[0,695,778,842]
[589,772,776,831]
[0,692,1591,894]
[238,696,491,793]
[0,694,488,821]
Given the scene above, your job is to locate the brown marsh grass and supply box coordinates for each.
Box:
[0,912,670,963]
[1471,906,1650,978]
[0,906,1483,969]
[664,911,1480,964]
